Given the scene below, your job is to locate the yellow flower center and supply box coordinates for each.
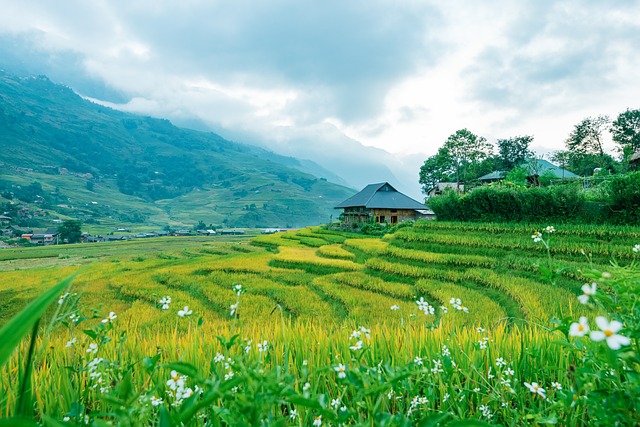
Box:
[604,329,613,337]
[578,325,584,331]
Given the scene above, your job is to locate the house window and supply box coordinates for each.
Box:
[391,216,398,224]
[377,215,386,223]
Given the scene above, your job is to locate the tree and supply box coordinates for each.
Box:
[610,108,640,158]
[565,115,610,162]
[418,147,453,194]
[497,135,534,170]
[58,220,82,244]
[442,129,493,186]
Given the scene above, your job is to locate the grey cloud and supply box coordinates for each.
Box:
[466,1,640,113]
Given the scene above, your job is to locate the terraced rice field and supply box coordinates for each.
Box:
[1,221,637,425]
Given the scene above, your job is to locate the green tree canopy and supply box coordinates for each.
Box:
[497,135,534,170]
[58,220,82,244]
[418,147,453,194]
[442,129,493,185]
[565,115,610,161]
[611,108,640,158]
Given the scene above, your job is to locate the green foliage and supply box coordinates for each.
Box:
[428,185,584,223]
[610,108,640,154]
[57,220,82,243]
[504,167,528,185]
[497,135,534,170]
[607,171,640,223]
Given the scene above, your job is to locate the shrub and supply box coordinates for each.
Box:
[607,171,640,224]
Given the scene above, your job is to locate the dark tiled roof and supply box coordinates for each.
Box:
[335,182,426,210]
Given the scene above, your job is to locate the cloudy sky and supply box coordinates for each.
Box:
[1,0,639,196]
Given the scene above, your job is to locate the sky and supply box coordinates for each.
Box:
[1,0,639,197]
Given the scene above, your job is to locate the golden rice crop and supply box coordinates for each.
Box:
[316,244,357,261]
[342,238,388,254]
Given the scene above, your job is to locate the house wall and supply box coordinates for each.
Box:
[372,209,417,224]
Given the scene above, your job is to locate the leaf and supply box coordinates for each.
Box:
[416,412,451,427]
[0,275,75,369]
[0,418,40,427]
[446,420,493,427]
[163,362,199,379]
[159,406,173,427]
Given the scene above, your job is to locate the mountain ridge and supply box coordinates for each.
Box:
[0,70,356,230]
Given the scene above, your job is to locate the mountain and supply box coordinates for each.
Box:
[0,70,356,230]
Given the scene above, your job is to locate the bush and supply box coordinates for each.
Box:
[607,171,640,224]
[428,185,585,223]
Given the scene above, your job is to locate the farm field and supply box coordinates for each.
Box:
[1,221,639,425]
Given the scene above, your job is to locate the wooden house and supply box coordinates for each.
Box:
[335,182,427,225]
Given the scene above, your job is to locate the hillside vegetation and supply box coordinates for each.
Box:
[1,221,639,425]
[0,70,355,229]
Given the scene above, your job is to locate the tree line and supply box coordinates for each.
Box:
[419,108,640,194]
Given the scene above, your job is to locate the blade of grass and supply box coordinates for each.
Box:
[0,274,75,369]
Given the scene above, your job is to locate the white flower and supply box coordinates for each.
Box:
[166,370,185,390]
[531,231,543,242]
[233,284,242,295]
[257,340,269,353]
[578,283,597,304]
[66,337,77,348]
[244,340,252,354]
[313,415,322,426]
[150,396,163,406]
[390,304,400,311]
[440,305,448,314]
[58,293,69,305]
[495,357,506,367]
[159,296,171,310]
[177,306,193,317]
[331,398,341,408]
[303,382,311,392]
[302,360,308,366]
[289,409,298,420]
[334,363,346,378]
[350,329,361,340]
[86,343,98,354]
[545,226,555,233]
[224,370,234,381]
[569,316,590,337]
[449,297,461,306]
[350,340,363,351]
[101,311,117,324]
[442,345,450,357]
[590,316,631,350]
[214,353,224,363]
[504,367,515,376]
[551,382,562,390]
[69,313,80,323]
[524,381,546,398]
[414,356,423,365]
[633,244,640,253]
[443,393,450,402]
[477,327,486,333]
[230,303,238,317]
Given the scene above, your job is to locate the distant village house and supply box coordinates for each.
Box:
[335,182,432,225]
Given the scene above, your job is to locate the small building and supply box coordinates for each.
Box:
[426,182,465,198]
[0,215,11,225]
[220,229,245,235]
[335,182,427,225]
[477,159,579,185]
[630,151,640,168]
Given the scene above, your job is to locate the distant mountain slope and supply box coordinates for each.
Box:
[0,70,355,228]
